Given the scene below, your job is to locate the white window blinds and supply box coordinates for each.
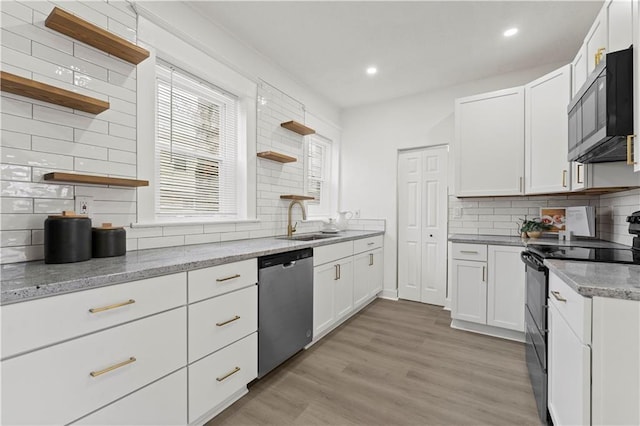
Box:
[156,63,238,218]
[306,135,331,209]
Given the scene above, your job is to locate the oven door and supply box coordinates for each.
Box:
[521,251,548,332]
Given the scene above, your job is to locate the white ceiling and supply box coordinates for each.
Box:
[188,1,603,109]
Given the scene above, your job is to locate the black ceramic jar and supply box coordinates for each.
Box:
[44,211,92,264]
[92,223,126,258]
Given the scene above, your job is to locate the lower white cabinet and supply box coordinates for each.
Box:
[334,257,354,321]
[450,243,525,339]
[354,247,384,308]
[74,369,187,425]
[2,307,187,426]
[188,333,257,424]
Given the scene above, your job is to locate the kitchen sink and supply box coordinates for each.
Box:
[277,233,337,241]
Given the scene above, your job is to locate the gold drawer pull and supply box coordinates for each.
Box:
[90,357,136,377]
[627,135,637,165]
[562,170,567,187]
[577,164,584,184]
[216,315,241,327]
[460,250,478,254]
[551,291,567,302]
[216,274,241,282]
[369,253,374,266]
[367,242,375,246]
[89,299,135,314]
[216,366,241,382]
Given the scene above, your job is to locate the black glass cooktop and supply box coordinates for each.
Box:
[527,244,640,265]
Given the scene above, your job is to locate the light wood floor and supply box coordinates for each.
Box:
[207,299,541,426]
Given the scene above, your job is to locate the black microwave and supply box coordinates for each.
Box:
[567,46,633,163]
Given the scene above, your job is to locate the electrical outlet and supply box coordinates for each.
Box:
[354,209,361,219]
[75,196,93,217]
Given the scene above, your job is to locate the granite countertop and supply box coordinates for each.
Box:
[448,234,630,249]
[1,230,383,305]
[546,259,640,301]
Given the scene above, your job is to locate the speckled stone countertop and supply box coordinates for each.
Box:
[1,230,383,305]
[546,259,640,301]
[448,234,630,249]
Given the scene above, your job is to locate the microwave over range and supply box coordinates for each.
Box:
[567,46,634,164]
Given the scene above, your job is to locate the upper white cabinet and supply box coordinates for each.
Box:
[571,44,588,97]
[525,65,572,194]
[455,87,525,197]
[585,7,607,74]
[607,0,634,53]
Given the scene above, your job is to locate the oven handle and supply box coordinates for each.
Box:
[520,251,546,272]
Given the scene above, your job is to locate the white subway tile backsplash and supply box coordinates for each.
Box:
[108,122,136,140]
[1,28,31,54]
[2,46,73,83]
[85,0,136,28]
[220,231,250,242]
[75,72,136,103]
[3,11,73,54]
[0,245,43,263]
[1,197,33,213]
[184,233,221,245]
[1,230,31,247]
[75,185,136,201]
[49,0,108,28]
[1,165,31,181]
[107,149,136,164]
[1,213,48,230]
[74,157,136,177]
[108,97,136,115]
[137,235,185,250]
[163,224,203,236]
[73,43,135,78]
[2,114,73,140]
[33,198,74,214]
[1,181,73,199]
[1,129,31,150]
[2,146,74,170]
[32,42,109,81]
[93,200,136,214]
[1,0,33,23]
[32,136,108,160]
[1,96,33,118]
[75,129,136,151]
[18,1,54,17]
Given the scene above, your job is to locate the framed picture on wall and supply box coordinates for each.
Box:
[540,207,566,233]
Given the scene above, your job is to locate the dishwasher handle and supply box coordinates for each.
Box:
[282,261,297,269]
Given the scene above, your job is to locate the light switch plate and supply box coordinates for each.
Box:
[75,196,93,217]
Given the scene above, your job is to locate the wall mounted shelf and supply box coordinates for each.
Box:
[45,7,150,65]
[1,72,110,114]
[280,121,315,136]
[280,195,315,201]
[44,172,149,187]
[257,151,297,163]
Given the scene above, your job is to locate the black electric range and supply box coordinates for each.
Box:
[526,244,640,265]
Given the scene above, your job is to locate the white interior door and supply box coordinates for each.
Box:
[398,146,449,305]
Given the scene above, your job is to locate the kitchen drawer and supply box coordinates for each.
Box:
[188,332,257,423]
[188,258,257,303]
[2,273,187,359]
[188,285,257,363]
[314,241,354,266]
[1,307,187,426]
[549,272,592,343]
[353,235,383,254]
[451,243,488,261]
[74,368,187,425]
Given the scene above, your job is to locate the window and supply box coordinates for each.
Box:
[305,134,333,217]
[156,62,239,218]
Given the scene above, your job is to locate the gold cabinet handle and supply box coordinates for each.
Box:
[460,250,478,254]
[369,253,374,266]
[595,47,606,66]
[216,315,240,327]
[482,266,486,282]
[627,135,638,165]
[519,177,523,192]
[338,264,341,280]
[216,274,240,282]
[90,356,136,377]
[367,242,375,246]
[551,291,567,302]
[577,164,584,184]
[334,264,339,280]
[562,170,567,187]
[89,299,135,314]
[216,366,240,382]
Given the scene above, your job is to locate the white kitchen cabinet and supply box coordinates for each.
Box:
[451,259,487,324]
[585,6,607,74]
[354,247,383,309]
[525,65,571,194]
[368,248,383,297]
[313,261,337,338]
[487,246,525,332]
[571,161,586,191]
[454,87,525,197]
[571,43,588,96]
[606,0,633,53]
[334,257,354,321]
[450,243,525,341]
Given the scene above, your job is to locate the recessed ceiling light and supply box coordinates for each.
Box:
[366,66,377,75]
[504,27,518,37]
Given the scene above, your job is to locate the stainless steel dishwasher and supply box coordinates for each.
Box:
[258,248,313,378]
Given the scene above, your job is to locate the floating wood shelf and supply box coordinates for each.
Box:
[45,7,150,65]
[257,151,297,163]
[44,172,149,187]
[280,195,315,201]
[281,121,315,136]
[1,72,109,114]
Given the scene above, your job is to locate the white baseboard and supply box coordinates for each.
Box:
[380,289,398,300]
[450,319,525,342]
[190,387,248,425]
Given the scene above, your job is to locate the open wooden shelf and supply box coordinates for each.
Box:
[44,172,149,187]
[45,7,150,65]
[281,120,315,136]
[257,151,297,163]
[280,195,315,201]
[1,72,109,114]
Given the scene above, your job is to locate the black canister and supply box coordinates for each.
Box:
[44,211,92,264]
[92,223,126,258]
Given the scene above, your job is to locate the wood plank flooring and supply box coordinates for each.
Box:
[206,299,541,426]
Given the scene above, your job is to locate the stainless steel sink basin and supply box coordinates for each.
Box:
[277,233,337,241]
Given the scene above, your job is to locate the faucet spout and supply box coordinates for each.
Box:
[287,200,307,237]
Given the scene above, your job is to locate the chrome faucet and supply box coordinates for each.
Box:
[287,200,307,237]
